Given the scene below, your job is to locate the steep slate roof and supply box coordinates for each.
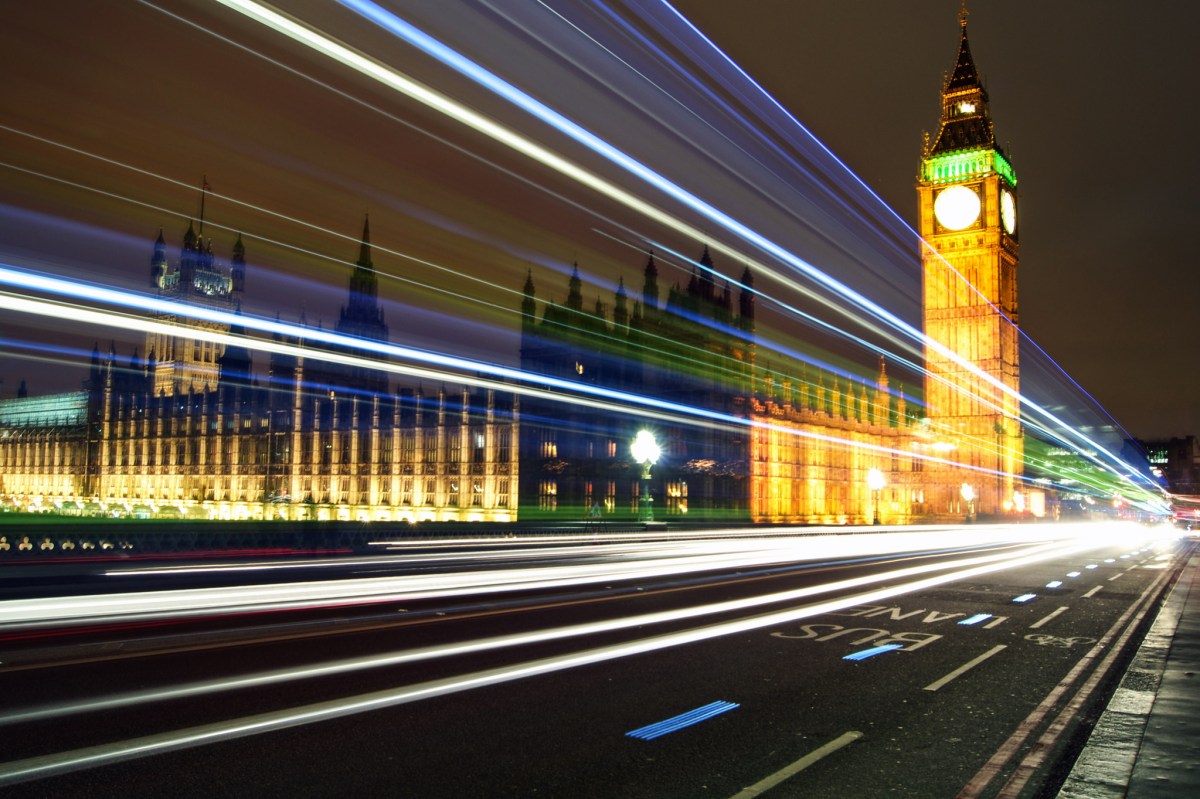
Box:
[929,16,996,156]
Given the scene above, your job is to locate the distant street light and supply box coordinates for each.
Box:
[867,467,885,525]
[631,430,661,522]
[961,482,975,523]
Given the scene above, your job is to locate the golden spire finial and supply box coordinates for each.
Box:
[960,0,969,27]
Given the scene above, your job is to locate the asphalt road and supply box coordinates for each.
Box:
[0,523,1188,798]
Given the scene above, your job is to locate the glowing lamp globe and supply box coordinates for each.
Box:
[631,430,661,465]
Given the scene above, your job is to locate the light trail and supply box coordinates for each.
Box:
[207,0,1159,505]
[646,0,1156,488]
[0,523,1152,785]
[0,3,1163,509]
[0,267,982,479]
[0,257,1161,510]
[330,0,1147,484]
[1,525,1111,628]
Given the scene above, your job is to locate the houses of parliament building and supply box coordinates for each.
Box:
[0,13,1026,526]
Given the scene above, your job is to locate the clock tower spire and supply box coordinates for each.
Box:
[919,8,1022,519]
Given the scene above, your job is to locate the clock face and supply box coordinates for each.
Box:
[933,185,981,231]
[1000,189,1017,235]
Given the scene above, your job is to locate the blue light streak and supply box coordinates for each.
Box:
[323,0,1164,508]
[0,264,957,469]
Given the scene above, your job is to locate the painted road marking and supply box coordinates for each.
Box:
[730,731,863,798]
[958,613,992,626]
[1067,571,1081,578]
[1084,585,1104,597]
[1012,594,1037,603]
[924,645,1007,692]
[843,643,903,661]
[626,701,739,741]
[1030,607,1069,629]
[1025,634,1095,648]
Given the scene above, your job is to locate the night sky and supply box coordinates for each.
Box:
[671,0,1200,440]
[2,1,1196,441]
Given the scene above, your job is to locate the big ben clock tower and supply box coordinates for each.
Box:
[919,7,1021,517]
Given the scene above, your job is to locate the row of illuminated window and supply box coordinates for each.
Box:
[10,475,512,510]
[0,427,514,471]
[537,479,689,514]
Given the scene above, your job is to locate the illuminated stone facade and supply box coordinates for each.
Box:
[145,199,245,397]
[518,250,756,520]
[0,222,519,522]
[518,251,919,524]
[917,11,1022,517]
[746,362,920,524]
[1,14,1016,527]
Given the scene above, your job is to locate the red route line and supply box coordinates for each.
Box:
[954,558,1179,798]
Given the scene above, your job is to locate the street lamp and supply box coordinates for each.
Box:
[630,430,661,522]
[961,482,975,523]
[867,467,885,525]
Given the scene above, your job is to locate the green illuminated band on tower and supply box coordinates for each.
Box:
[922,149,1016,187]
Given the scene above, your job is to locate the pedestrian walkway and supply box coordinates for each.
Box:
[1058,544,1200,798]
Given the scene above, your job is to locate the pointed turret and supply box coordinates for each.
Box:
[697,245,717,304]
[738,266,755,332]
[335,215,389,394]
[338,215,386,334]
[358,214,372,266]
[928,9,995,157]
[150,229,167,288]
[231,232,246,296]
[346,214,379,309]
[521,269,538,335]
[179,220,199,290]
[566,262,583,313]
[642,251,659,312]
[613,277,629,329]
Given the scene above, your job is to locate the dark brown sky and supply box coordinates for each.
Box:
[1,1,1195,440]
[670,0,1200,440]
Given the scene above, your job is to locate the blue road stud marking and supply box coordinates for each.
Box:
[843,643,903,661]
[1012,593,1037,603]
[626,700,740,740]
[958,613,992,625]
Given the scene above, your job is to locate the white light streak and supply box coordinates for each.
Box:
[0,524,1146,785]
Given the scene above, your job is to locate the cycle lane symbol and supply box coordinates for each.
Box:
[1024,634,1095,649]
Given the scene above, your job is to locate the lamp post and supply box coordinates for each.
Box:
[630,430,661,523]
[994,420,1005,516]
[867,467,885,525]
[961,482,975,524]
